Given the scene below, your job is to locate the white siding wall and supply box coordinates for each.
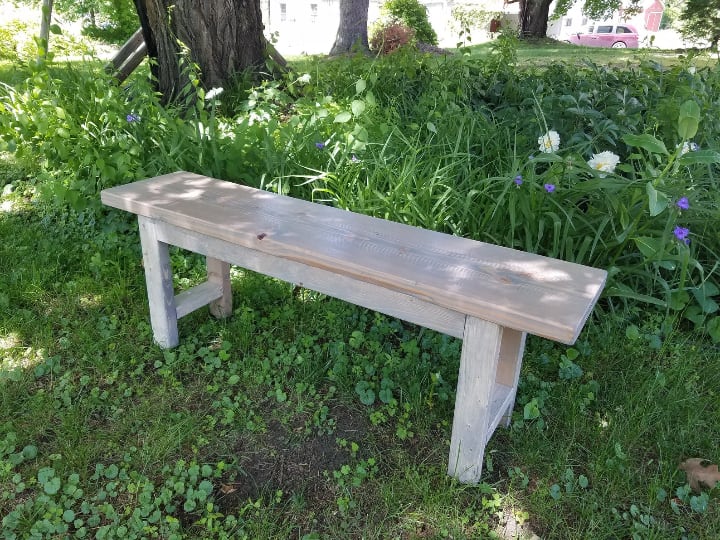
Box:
[261,0,499,55]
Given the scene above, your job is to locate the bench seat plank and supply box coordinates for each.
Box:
[102,171,606,344]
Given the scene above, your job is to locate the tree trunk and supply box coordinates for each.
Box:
[38,0,54,61]
[133,0,266,102]
[329,0,369,55]
[519,0,552,38]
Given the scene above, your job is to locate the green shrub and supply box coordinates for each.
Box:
[381,0,438,45]
[0,18,94,61]
[0,26,18,60]
[0,20,32,60]
[1,47,719,338]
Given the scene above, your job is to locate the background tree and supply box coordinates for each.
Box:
[133,0,267,102]
[514,0,552,38]
[38,0,54,60]
[680,0,720,48]
[513,0,641,38]
[330,0,370,55]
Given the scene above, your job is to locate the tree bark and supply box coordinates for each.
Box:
[133,0,266,102]
[38,0,54,61]
[519,0,552,38]
[329,0,369,55]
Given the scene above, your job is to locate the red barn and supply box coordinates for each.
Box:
[644,0,664,32]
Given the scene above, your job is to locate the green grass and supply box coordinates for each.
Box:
[1,39,719,538]
[0,61,29,86]
[1,157,718,538]
[465,37,718,67]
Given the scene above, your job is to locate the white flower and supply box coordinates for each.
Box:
[688,66,697,75]
[538,130,560,153]
[678,141,699,155]
[587,151,620,177]
[298,73,312,84]
[205,87,224,100]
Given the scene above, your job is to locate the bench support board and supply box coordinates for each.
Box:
[139,216,178,348]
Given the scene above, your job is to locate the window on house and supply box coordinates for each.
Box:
[280,3,287,22]
[311,4,318,23]
[564,18,572,27]
[582,17,588,25]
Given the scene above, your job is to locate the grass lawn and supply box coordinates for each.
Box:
[1,156,718,538]
[1,39,720,538]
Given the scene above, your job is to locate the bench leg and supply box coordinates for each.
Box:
[448,316,503,484]
[138,216,178,348]
[496,329,527,427]
[207,258,232,318]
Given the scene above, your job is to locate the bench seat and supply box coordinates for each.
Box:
[101,171,607,484]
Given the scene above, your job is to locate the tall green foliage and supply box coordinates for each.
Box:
[680,0,720,48]
[10,0,138,43]
[381,0,438,45]
[1,46,719,338]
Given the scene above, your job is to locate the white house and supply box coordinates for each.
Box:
[260,0,500,55]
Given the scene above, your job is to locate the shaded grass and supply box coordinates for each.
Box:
[1,49,719,537]
[1,167,719,538]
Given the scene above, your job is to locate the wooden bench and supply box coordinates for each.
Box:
[100,171,607,484]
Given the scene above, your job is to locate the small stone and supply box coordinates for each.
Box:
[2,184,14,196]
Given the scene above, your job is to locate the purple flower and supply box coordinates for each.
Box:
[315,142,325,149]
[673,226,690,244]
[514,175,523,185]
[676,197,690,210]
[126,113,140,123]
[351,154,360,163]
[544,183,555,193]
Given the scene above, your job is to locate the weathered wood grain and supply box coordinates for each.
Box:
[175,281,224,319]
[448,317,503,484]
[207,258,232,318]
[496,329,527,427]
[138,216,178,348]
[102,172,609,486]
[102,172,607,344]
[153,220,467,339]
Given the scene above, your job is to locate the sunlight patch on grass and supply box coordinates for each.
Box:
[495,502,537,540]
[78,293,103,309]
[0,332,21,350]
[0,343,45,371]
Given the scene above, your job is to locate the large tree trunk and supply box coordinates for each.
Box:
[134,0,266,102]
[519,0,552,38]
[329,0,369,55]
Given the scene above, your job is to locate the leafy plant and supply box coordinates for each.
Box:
[380,0,438,45]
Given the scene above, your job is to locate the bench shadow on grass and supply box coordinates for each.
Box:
[215,400,368,512]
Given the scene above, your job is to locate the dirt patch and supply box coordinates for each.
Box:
[216,400,368,509]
